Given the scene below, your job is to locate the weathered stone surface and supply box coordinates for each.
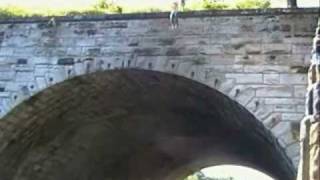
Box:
[0,70,296,180]
[282,113,304,122]
[264,74,280,84]
[293,85,306,98]
[0,72,15,81]
[262,43,292,54]
[265,98,305,105]
[286,142,300,158]
[0,9,317,171]
[280,74,307,85]
[15,72,34,82]
[272,121,291,137]
[226,73,263,83]
[274,104,296,112]
[256,86,292,97]
[57,58,74,65]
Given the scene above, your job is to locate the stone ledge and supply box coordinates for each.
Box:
[0,8,318,24]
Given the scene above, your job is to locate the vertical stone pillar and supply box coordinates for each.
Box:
[297,19,320,180]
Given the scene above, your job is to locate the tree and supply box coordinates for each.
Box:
[287,0,297,8]
[95,0,123,13]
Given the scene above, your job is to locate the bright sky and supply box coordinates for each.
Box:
[0,0,318,9]
[201,165,274,180]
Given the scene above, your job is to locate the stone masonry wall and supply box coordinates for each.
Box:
[0,8,318,168]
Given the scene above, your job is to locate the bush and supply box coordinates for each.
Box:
[202,0,230,10]
[235,0,271,9]
[0,6,30,18]
[95,0,123,13]
[65,10,105,16]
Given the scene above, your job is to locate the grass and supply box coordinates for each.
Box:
[0,0,273,19]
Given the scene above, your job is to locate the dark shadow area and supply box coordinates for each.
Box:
[0,69,295,180]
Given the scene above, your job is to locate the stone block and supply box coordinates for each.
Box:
[75,38,96,47]
[245,44,262,54]
[199,45,224,55]
[271,121,291,137]
[294,85,307,97]
[274,105,296,112]
[0,92,10,97]
[0,48,14,56]
[83,48,101,56]
[292,155,300,169]
[245,97,263,113]
[285,142,300,158]
[32,57,52,65]
[35,65,51,76]
[100,22,128,29]
[256,85,292,97]
[205,65,243,73]
[13,47,35,55]
[296,105,305,113]
[217,79,236,94]
[280,74,307,85]
[263,74,280,84]
[279,129,296,146]
[282,113,304,122]
[244,65,290,73]
[225,73,263,84]
[229,85,255,106]
[35,77,47,90]
[15,65,34,72]
[0,71,15,81]
[292,44,313,54]
[254,105,274,121]
[66,47,83,56]
[16,72,35,82]
[262,43,292,54]
[265,98,305,105]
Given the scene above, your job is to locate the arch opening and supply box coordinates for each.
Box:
[0,70,295,180]
[183,165,274,180]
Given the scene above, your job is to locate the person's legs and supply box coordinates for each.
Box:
[170,11,175,29]
[174,11,179,28]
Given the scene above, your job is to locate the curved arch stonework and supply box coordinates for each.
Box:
[0,70,296,180]
[0,9,318,169]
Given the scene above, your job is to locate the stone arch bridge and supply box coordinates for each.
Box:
[0,8,318,180]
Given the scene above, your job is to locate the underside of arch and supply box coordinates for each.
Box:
[0,69,295,180]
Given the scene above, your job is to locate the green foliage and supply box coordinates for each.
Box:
[65,10,106,16]
[202,0,230,10]
[0,6,31,18]
[235,0,271,9]
[0,0,273,19]
[94,0,123,13]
